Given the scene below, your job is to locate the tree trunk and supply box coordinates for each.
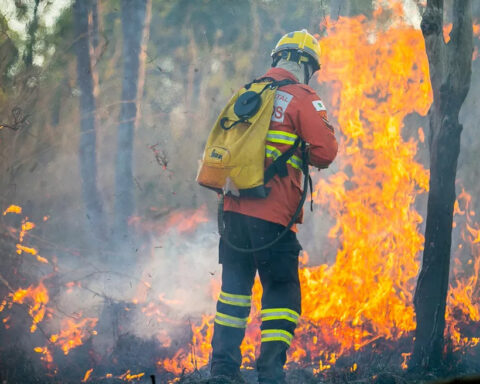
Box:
[73,0,106,243]
[135,0,152,127]
[412,0,473,371]
[114,0,149,244]
[88,0,100,98]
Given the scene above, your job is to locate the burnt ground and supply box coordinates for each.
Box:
[173,370,480,384]
[169,369,480,384]
[1,221,479,384]
[1,334,480,384]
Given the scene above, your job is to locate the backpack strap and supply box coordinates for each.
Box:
[221,78,297,130]
[301,141,314,212]
[264,137,301,184]
[219,140,312,253]
[262,79,304,184]
[265,138,313,211]
[246,77,297,90]
[270,78,298,88]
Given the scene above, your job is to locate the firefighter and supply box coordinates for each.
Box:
[209,30,338,383]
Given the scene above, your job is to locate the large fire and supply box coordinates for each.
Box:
[1,2,479,383]
[154,4,480,377]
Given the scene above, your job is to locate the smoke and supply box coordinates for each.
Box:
[1,1,480,381]
[49,216,220,355]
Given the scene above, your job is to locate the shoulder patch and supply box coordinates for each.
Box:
[271,90,293,123]
[312,100,326,112]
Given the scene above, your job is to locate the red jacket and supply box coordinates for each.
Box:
[224,67,338,227]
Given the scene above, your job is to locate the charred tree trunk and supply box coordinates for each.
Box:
[412,0,473,371]
[114,0,149,245]
[74,0,106,243]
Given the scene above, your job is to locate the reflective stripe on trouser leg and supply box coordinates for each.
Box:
[212,212,256,376]
[260,329,294,346]
[215,290,251,329]
[216,290,251,329]
[214,312,248,328]
[211,289,252,375]
[260,307,299,346]
[218,290,252,307]
[253,217,301,382]
[261,308,300,324]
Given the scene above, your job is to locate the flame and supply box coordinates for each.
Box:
[11,282,49,333]
[19,220,35,242]
[2,315,10,329]
[34,346,53,364]
[16,244,38,255]
[82,368,93,382]
[473,23,480,37]
[88,371,145,382]
[164,205,209,233]
[401,352,411,370]
[288,6,430,363]
[240,280,262,367]
[49,316,98,355]
[7,210,47,263]
[446,189,480,350]
[157,3,456,372]
[3,204,22,215]
[116,4,480,378]
[2,3,480,381]
[157,314,214,375]
[129,205,209,235]
[0,299,6,312]
[443,23,453,43]
[118,370,145,381]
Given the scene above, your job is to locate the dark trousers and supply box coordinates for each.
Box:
[210,211,302,383]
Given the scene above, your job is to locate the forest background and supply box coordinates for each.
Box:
[1,0,480,382]
[1,0,479,258]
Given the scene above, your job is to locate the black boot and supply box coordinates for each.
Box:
[210,323,246,382]
[257,341,288,384]
[207,373,247,384]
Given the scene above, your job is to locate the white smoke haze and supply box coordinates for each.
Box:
[1,1,480,382]
[47,218,220,351]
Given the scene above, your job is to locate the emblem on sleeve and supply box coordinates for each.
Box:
[312,100,326,112]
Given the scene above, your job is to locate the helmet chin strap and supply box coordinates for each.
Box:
[303,64,311,85]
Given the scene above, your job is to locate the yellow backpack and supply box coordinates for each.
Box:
[197,78,299,198]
